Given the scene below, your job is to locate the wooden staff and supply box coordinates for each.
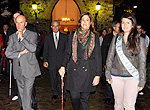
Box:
[61,77,64,110]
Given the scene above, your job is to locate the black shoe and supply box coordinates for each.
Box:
[52,95,58,99]
[32,103,37,110]
[21,107,37,110]
[105,98,111,104]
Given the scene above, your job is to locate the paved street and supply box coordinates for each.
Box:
[0,60,150,110]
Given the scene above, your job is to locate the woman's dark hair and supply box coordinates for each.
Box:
[78,12,98,34]
[121,13,139,54]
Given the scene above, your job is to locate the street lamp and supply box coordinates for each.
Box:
[95,2,101,31]
[96,2,101,10]
[32,1,38,23]
[133,6,137,9]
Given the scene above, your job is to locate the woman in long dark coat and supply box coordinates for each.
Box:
[59,12,102,110]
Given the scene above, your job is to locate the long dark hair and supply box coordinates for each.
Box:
[121,13,139,54]
[78,12,98,34]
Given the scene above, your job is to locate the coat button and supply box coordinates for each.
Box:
[85,69,87,71]
[74,69,76,71]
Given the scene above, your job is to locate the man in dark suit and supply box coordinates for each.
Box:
[101,21,120,104]
[5,15,41,110]
[43,20,68,100]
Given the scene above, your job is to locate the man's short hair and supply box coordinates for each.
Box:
[137,24,142,27]
[51,20,60,26]
[3,23,9,27]
[112,21,120,27]
[14,10,24,15]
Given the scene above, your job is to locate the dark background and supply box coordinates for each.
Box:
[0,0,19,27]
[0,0,150,36]
[113,0,150,36]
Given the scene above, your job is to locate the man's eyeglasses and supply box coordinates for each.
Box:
[52,25,59,27]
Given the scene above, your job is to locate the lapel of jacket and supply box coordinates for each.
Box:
[14,33,20,49]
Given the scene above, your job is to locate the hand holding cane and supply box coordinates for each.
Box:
[61,77,64,110]
[58,67,65,110]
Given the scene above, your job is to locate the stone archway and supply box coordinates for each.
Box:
[20,0,113,33]
[51,0,81,34]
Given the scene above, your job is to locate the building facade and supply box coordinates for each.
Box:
[20,0,113,33]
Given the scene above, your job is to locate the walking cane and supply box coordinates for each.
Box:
[61,77,64,110]
[9,63,12,97]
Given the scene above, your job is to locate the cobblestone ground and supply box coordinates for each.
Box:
[0,61,150,110]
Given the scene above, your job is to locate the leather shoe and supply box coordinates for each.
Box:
[21,107,37,110]
[32,103,37,110]
[52,95,58,99]
[105,98,111,104]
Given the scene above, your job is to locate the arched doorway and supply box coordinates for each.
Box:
[52,0,80,34]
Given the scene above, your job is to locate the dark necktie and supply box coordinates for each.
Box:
[18,38,21,43]
[55,34,58,48]
[55,34,57,42]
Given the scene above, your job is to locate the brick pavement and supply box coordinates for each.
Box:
[0,65,150,110]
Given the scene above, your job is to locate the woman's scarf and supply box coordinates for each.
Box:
[72,27,95,63]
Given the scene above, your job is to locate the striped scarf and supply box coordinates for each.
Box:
[72,28,95,63]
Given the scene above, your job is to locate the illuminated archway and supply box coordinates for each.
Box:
[52,0,80,33]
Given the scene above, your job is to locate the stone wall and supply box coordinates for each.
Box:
[20,0,113,33]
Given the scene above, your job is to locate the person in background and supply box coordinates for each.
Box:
[101,28,107,38]
[40,30,45,45]
[99,28,107,46]
[101,21,120,104]
[107,27,113,34]
[137,25,149,96]
[43,20,68,101]
[59,12,102,110]
[0,24,9,74]
[0,24,8,48]
[105,13,146,110]
[141,28,149,51]
[137,24,149,53]
[0,34,2,75]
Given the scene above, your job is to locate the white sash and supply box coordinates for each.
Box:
[116,36,139,81]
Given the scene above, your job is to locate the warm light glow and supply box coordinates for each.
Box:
[96,2,101,11]
[64,27,68,32]
[133,6,137,8]
[62,17,71,22]
[124,9,133,13]
[32,2,37,9]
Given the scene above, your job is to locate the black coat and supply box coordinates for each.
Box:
[101,32,113,65]
[62,32,102,92]
[0,31,7,48]
[43,32,68,71]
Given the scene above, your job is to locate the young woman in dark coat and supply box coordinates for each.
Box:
[59,12,102,110]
